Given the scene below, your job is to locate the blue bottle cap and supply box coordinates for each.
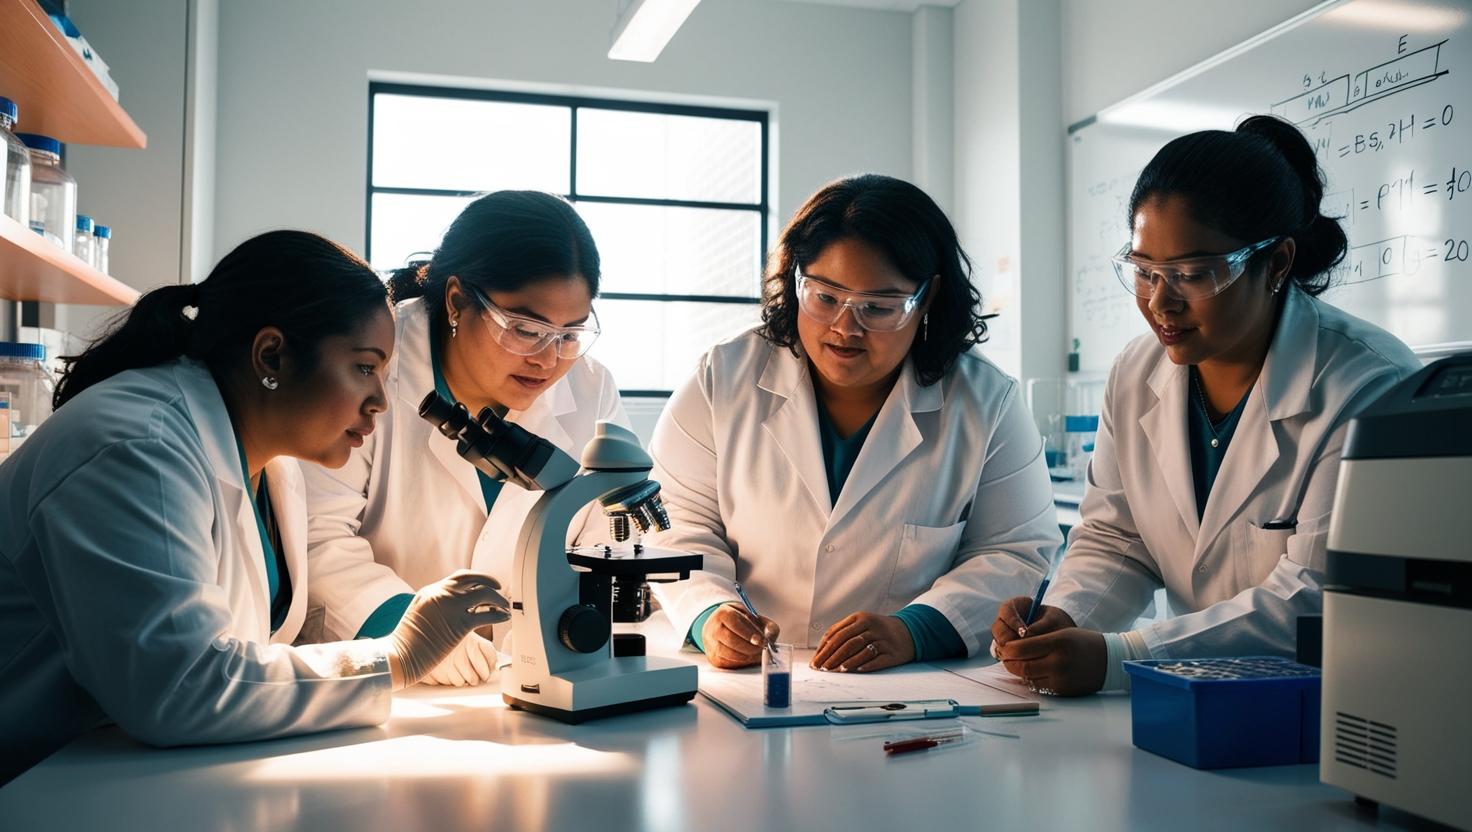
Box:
[0,342,46,360]
[76,214,94,232]
[0,97,16,123]
[16,133,61,155]
[93,225,111,239]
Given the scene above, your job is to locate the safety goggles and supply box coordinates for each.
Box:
[794,268,932,332]
[1111,237,1283,301]
[467,286,601,359]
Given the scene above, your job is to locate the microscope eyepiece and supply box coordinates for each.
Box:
[419,392,470,439]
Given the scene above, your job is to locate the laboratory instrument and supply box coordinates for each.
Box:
[73,214,93,266]
[92,224,110,274]
[419,391,703,723]
[1321,352,1472,830]
[0,343,55,464]
[762,642,791,708]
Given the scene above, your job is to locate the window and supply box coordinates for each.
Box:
[367,83,769,394]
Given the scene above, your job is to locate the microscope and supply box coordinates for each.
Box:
[419,392,703,723]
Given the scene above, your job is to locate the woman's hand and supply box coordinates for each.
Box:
[702,603,780,669]
[989,597,1075,658]
[996,627,1107,697]
[810,612,915,672]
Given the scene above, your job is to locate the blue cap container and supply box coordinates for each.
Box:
[0,342,47,361]
[1123,657,1321,769]
[16,133,61,155]
[93,225,111,239]
[76,214,93,233]
[0,96,17,124]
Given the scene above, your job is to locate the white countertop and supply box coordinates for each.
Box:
[0,655,1439,831]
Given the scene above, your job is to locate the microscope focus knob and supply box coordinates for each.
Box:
[558,605,611,653]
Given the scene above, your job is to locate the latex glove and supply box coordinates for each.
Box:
[421,632,500,687]
[388,571,510,690]
[989,596,1075,659]
[810,611,916,672]
[701,603,780,670]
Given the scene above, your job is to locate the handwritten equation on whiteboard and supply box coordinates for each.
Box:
[1070,7,1472,371]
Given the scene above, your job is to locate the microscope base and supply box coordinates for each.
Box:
[501,655,699,724]
[504,689,696,724]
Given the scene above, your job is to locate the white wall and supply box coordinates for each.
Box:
[952,0,1332,388]
[211,0,915,260]
[1061,0,1327,126]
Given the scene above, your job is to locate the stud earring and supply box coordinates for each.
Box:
[261,376,279,390]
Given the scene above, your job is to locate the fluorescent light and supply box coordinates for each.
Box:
[608,0,702,62]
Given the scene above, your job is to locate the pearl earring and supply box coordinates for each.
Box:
[450,319,459,339]
[261,376,279,390]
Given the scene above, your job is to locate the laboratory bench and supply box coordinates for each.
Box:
[0,623,1445,832]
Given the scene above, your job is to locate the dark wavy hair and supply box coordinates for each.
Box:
[385,190,600,338]
[1128,114,1347,296]
[54,231,387,409]
[758,174,986,386]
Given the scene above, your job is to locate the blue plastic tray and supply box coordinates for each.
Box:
[1123,657,1321,769]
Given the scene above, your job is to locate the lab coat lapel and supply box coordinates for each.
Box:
[1194,287,1317,559]
[1139,355,1200,538]
[265,459,309,642]
[394,300,485,509]
[174,359,274,636]
[759,348,833,516]
[828,362,932,529]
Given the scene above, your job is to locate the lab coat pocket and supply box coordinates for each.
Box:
[887,521,967,606]
[1235,522,1295,588]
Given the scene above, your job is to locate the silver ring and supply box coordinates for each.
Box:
[865,642,878,657]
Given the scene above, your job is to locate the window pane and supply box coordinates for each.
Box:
[576,109,761,204]
[372,94,570,192]
[576,202,762,298]
[369,192,473,272]
[588,300,762,390]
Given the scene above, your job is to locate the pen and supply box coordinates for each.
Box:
[883,728,968,755]
[1018,575,1051,634]
[733,581,776,654]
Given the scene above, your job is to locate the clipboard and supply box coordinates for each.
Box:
[697,652,1039,729]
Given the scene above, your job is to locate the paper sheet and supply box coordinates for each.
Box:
[698,650,1035,728]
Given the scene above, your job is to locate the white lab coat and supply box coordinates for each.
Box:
[302,298,628,641]
[647,330,1060,656]
[1046,285,1420,658]
[0,359,390,782]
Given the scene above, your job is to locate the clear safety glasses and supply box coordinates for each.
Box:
[467,286,601,359]
[1111,237,1283,302]
[794,268,932,332]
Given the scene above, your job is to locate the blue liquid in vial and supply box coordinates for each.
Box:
[765,671,791,708]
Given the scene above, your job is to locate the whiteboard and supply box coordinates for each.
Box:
[1067,0,1472,373]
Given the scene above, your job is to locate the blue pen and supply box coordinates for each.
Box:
[1019,576,1051,633]
[733,581,776,654]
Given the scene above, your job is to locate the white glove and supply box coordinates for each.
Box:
[389,571,509,690]
[420,632,500,687]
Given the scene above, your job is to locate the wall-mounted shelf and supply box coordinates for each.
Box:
[0,0,147,149]
[0,214,139,305]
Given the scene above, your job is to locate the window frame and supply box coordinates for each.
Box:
[365,81,770,397]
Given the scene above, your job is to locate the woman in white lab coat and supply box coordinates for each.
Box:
[303,191,626,686]
[0,231,510,783]
[649,174,1060,672]
[991,116,1421,696]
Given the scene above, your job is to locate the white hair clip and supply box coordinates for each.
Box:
[181,304,199,321]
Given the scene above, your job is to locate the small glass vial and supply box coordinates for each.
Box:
[74,214,94,266]
[15,133,76,251]
[93,224,111,273]
[763,642,792,708]
[0,96,30,226]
